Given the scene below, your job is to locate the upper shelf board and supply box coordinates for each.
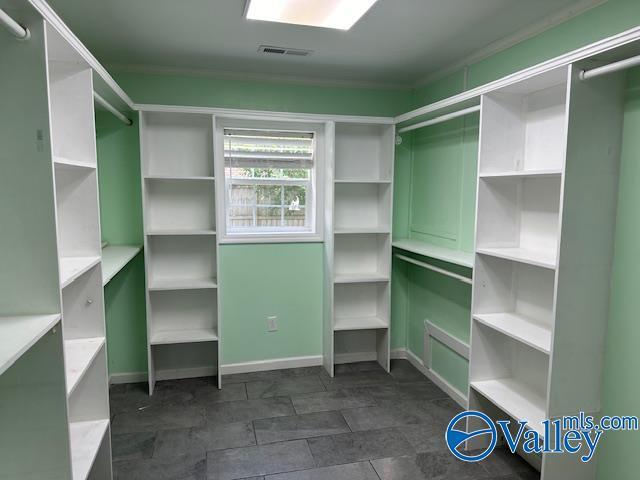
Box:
[392,239,474,268]
[102,245,142,286]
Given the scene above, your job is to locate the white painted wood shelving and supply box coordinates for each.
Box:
[140,112,222,393]
[467,64,626,479]
[323,122,395,376]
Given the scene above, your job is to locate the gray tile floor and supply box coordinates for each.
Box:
[109,360,540,480]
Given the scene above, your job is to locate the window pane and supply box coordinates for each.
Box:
[284,185,306,208]
[256,184,282,205]
[228,206,254,228]
[229,184,255,205]
[284,206,306,227]
[282,168,310,179]
[256,207,282,227]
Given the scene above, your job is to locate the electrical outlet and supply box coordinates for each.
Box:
[266,315,278,332]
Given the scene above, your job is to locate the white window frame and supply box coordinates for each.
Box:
[214,117,326,244]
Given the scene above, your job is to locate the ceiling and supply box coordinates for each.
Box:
[47,0,597,87]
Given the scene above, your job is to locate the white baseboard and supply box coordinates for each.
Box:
[220,355,322,375]
[156,366,217,381]
[390,348,408,359]
[405,348,468,409]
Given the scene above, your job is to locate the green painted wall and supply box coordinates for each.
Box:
[218,243,323,364]
[96,111,147,375]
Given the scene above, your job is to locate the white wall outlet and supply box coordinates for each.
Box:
[266,315,278,332]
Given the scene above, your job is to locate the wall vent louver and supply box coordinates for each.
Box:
[258,45,312,57]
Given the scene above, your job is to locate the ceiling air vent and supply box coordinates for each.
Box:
[258,45,312,57]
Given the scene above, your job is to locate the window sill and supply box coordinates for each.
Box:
[219,233,323,245]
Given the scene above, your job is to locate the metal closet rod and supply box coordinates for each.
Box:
[394,253,472,285]
[0,7,30,40]
[397,104,480,134]
[94,92,133,126]
[580,53,640,81]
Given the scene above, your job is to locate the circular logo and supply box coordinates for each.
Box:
[445,410,497,462]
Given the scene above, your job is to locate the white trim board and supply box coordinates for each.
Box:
[134,103,394,125]
[396,24,640,125]
[220,355,322,375]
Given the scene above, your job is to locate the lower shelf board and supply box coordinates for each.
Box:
[150,327,219,345]
[60,256,101,288]
[473,312,552,354]
[476,246,556,270]
[334,273,390,284]
[471,378,546,437]
[69,419,109,480]
[148,278,218,291]
[334,316,388,331]
[64,337,106,396]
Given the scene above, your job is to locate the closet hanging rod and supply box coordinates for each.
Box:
[94,92,133,126]
[580,53,640,81]
[394,253,472,285]
[397,105,480,134]
[0,8,30,40]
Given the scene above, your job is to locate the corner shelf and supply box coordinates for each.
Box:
[473,313,551,354]
[150,327,219,345]
[334,316,388,331]
[334,273,389,284]
[148,278,218,291]
[392,238,474,268]
[476,247,556,270]
[53,156,96,171]
[101,245,141,286]
[60,256,101,289]
[64,337,106,396]
[0,314,61,376]
[479,169,562,179]
[69,419,109,480]
[471,379,546,437]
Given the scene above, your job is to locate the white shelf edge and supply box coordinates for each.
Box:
[145,230,217,236]
[69,419,110,480]
[334,179,392,184]
[0,314,62,376]
[473,313,552,355]
[479,169,562,179]
[148,278,218,291]
[392,238,474,268]
[334,316,389,331]
[53,156,96,171]
[64,337,106,397]
[334,273,390,284]
[101,245,141,286]
[476,247,557,270]
[150,327,219,345]
[60,256,102,289]
[144,175,215,181]
[334,227,391,235]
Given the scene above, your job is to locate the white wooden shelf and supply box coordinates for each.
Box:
[477,246,556,270]
[60,256,101,289]
[334,316,388,331]
[0,314,61,376]
[334,273,389,284]
[471,379,546,437]
[473,313,552,354]
[334,179,392,184]
[150,327,218,345]
[144,175,215,181]
[148,278,218,291]
[334,227,390,234]
[479,169,562,179]
[64,337,105,396]
[101,245,141,286]
[69,419,109,480]
[392,238,474,268]
[146,229,216,236]
[53,156,96,171]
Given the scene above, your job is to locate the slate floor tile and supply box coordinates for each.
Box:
[371,452,487,480]
[354,381,448,403]
[254,411,350,444]
[340,402,435,431]
[307,428,415,466]
[156,378,247,406]
[399,423,449,453]
[319,371,395,390]
[206,439,315,480]
[223,367,323,385]
[111,432,156,461]
[112,404,206,434]
[265,462,379,480]
[291,389,377,414]
[114,453,206,480]
[389,360,430,383]
[477,447,540,478]
[154,421,256,457]
[109,382,162,415]
[206,397,295,424]
[246,376,325,399]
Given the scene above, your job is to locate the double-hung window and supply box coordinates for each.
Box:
[217,121,325,242]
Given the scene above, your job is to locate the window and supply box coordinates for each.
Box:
[220,125,323,241]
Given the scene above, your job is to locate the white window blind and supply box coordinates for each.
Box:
[223,128,316,235]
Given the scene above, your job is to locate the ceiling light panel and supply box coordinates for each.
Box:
[245,0,378,31]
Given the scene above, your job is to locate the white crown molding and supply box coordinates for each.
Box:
[413,0,608,88]
[107,62,413,91]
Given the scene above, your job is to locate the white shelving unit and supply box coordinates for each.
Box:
[101,245,142,286]
[140,112,221,393]
[46,22,113,480]
[323,122,394,376]
[467,64,626,479]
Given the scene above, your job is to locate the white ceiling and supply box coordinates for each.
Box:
[47,0,596,87]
